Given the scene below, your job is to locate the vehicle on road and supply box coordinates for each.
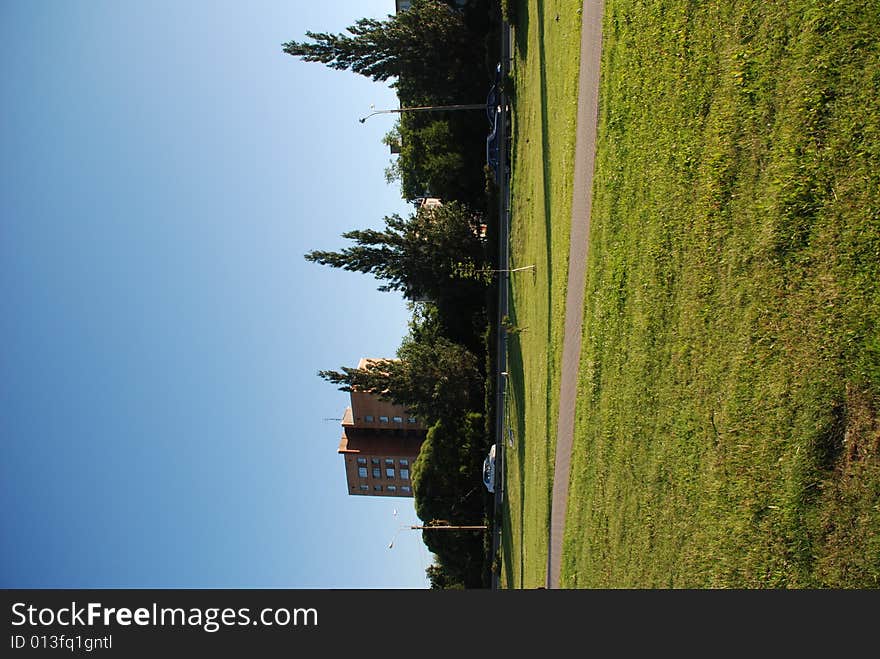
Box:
[486,61,505,182]
[483,444,497,493]
[486,62,502,125]
[486,105,502,182]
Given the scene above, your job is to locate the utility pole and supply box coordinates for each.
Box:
[478,264,536,274]
[359,103,486,123]
[388,520,487,548]
[410,524,488,531]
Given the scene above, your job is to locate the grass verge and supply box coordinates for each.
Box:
[501,0,583,589]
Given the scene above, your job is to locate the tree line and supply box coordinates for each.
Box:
[285,0,502,588]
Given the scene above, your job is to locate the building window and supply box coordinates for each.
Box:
[400,469,409,480]
[372,468,381,479]
[359,484,369,491]
[379,415,389,423]
[387,485,397,492]
[373,485,382,492]
[357,457,367,465]
[385,458,394,465]
[358,467,367,478]
[364,415,374,422]
[399,459,409,466]
[371,457,380,465]
[401,486,411,493]
[392,415,403,423]
[407,417,417,424]
[386,468,395,478]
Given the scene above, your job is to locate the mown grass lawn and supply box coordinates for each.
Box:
[501,0,582,589]
[562,0,880,587]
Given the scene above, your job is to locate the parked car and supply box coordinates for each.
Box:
[482,444,497,493]
[486,62,502,125]
[486,105,501,182]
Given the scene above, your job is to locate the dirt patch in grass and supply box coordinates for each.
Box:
[813,385,880,588]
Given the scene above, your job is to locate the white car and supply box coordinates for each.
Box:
[482,444,497,493]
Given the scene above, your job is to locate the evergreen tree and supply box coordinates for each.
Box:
[304,201,487,304]
[282,0,483,105]
[425,563,465,589]
[317,331,483,424]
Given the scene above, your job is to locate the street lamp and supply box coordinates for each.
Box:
[478,264,536,275]
[359,102,487,123]
[388,526,405,549]
[388,521,488,549]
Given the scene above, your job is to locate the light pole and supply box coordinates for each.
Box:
[478,264,536,274]
[359,103,487,123]
[388,520,488,549]
[388,525,406,549]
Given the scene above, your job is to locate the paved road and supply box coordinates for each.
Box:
[545,0,605,589]
[490,18,513,592]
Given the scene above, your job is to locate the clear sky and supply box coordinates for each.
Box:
[1,0,432,588]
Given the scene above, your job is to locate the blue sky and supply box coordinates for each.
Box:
[1,0,432,588]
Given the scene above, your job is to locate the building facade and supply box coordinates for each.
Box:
[337,359,426,497]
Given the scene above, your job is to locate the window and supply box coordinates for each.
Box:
[358,467,368,478]
[399,459,409,466]
[364,415,374,422]
[407,417,417,424]
[359,484,369,491]
[379,416,389,423]
[392,416,403,423]
[373,485,382,492]
[401,486,411,493]
[385,458,394,465]
[386,468,395,478]
[387,485,397,492]
[371,458,380,465]
[357,457,367,465]
[400,469,409,480]
[372,468,381,479]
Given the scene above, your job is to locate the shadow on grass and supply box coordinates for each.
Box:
[535,0,558,515]
[499,0,558,589]
[502,296,529,588]
[515,0,530,60]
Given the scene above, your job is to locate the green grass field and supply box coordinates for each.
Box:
[501,1,582,589]
[504,0,880,588]
[560,0,880,587]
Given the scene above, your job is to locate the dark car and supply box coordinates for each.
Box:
[486,62,502,125]
[486,105,501,181]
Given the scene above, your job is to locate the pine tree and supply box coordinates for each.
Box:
[282,0,483,104]
[304,201,487,303]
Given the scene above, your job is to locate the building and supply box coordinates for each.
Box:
[337,359,426,497]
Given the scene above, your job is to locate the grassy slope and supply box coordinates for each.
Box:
[501,0,582,588]
[562,0,880,587]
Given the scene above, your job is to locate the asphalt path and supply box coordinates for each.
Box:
[545,0,604,589]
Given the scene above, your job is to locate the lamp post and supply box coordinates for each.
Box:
[478,264,536,274]
[359,103,487,123]
[388,521,488,549]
